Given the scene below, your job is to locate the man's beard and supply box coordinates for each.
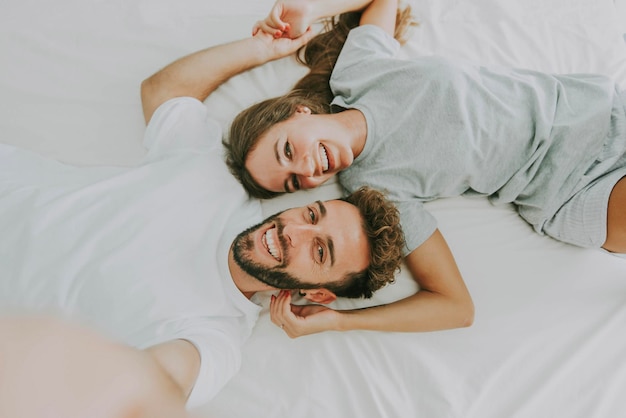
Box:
[232,212,313,290]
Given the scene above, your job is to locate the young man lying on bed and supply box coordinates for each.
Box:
[0,4,405,412]
[0,144,403,411]
[144,0,473,341]
[1,182,402,416]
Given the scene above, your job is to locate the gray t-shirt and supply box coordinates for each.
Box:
[331,25,626,254]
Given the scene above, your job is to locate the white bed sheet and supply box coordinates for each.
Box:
[1,0,625,417]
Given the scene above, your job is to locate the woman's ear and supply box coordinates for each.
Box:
[295,105,311,114]
[300,289,337,305]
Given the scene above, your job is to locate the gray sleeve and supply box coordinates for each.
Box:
[330,25,400,109]
[395,200,438,256]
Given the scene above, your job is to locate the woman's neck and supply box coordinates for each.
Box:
[337,108,367,158]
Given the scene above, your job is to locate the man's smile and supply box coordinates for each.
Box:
[262,225,282,262]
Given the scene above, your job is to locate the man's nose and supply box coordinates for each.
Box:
[282,223,315,248]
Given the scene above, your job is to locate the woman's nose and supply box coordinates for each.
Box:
[296,154,315,177]
[299,175,325,190]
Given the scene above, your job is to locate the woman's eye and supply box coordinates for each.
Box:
[284,142,292,159]
[292,175,300,191]
[317,245,324,262]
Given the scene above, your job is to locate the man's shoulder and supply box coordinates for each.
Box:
[143,97,222,154]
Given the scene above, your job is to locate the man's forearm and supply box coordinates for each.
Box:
[145,339,201,402]
[0,316,187,418]
[308,0,374,20]
[141,37,271,124]
[140,1,375,124]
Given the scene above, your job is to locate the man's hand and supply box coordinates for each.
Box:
[270,290,342,338]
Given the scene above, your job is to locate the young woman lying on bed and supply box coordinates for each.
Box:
[222,0,626,337]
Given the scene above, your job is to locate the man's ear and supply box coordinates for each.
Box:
[300,289,336,305]
[295,105,311,114]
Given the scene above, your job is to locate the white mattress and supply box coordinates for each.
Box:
[1,0,625,417]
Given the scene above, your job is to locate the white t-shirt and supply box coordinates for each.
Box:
[0,97,262,406]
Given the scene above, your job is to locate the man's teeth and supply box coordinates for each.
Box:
[265,230,280,261]
[320,145,329,172]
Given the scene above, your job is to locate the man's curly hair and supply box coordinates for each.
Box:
[323,187,405,299]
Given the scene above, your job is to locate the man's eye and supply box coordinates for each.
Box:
[292,175,300,191]
[308,208,315,222]
[284,142,292,159]
[317,245,324,262]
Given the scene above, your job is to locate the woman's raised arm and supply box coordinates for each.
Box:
[271,229,474,337]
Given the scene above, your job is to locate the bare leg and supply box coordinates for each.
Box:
[603,176,626,253]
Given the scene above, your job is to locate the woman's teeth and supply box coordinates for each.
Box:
[264,229,280,261]
[320,145,329,172]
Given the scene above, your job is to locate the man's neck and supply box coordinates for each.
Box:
[227,247,272,299]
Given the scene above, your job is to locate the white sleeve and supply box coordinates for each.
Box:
[184,329,243,408]
[143,97,222,159]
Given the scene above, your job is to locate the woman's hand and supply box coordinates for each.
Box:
[270,290,341,338]
[253,0,317,39]
[251,25,314,61]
